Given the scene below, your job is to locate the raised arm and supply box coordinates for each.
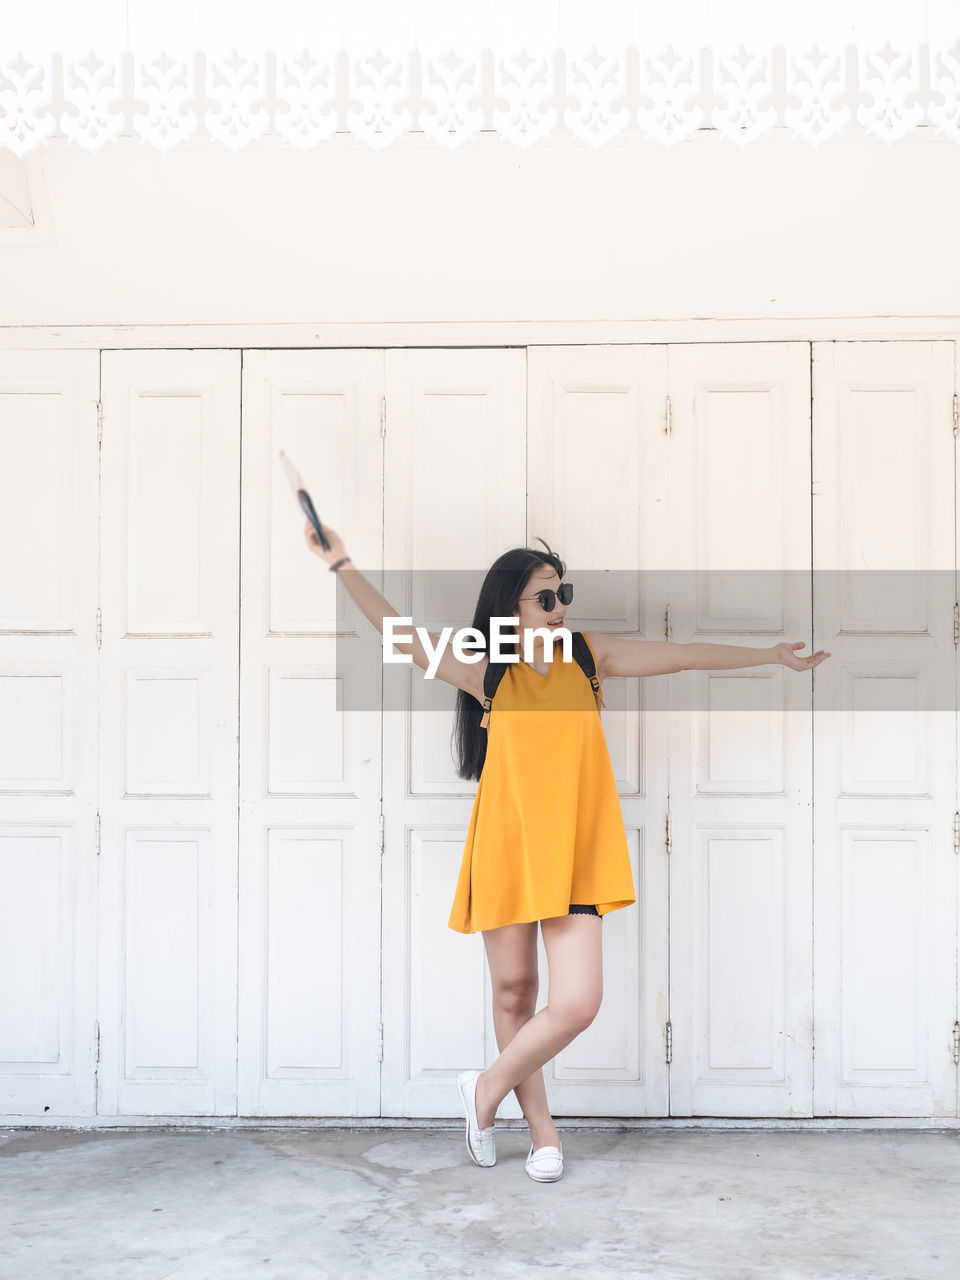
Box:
[304,520,487,704]
[586,631,830,679]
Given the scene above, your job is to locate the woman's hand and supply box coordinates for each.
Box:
[772,640,831,671]
[303,518,349,568]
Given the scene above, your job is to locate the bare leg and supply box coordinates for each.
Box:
[481,920,560,1150]
[474,913,603,1140]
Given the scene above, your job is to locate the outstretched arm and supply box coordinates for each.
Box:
[683,639,831,671]
[587,631,830,679]
[304,520,486,703]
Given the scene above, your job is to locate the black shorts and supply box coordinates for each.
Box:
[568,903,600,916]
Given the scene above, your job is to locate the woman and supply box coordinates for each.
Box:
[305,521,830,1183]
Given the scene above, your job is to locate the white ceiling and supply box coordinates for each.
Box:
[7,1,958,58]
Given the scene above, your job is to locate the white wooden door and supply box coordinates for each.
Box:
[379,347,527,1117]
[98,351,240,1116]
[239,350,382,1116]
[0,351,100,1117]
[956,339,960,1122]
[527,344,671,1116]
[4,338,956,1127]
[812,340,958,1116]
[666,342,815,1117]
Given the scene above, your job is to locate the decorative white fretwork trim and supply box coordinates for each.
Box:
[2,44,960,155]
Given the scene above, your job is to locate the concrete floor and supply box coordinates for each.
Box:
[1,1124,958,1280]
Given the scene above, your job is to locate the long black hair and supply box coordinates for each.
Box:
[451,537,565,782]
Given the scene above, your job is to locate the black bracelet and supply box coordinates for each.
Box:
[329,556,352,573]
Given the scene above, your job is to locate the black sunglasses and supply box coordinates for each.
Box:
[517,582,574,613]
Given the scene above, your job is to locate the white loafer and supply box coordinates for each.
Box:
[456,1070,496,1167]
[525,1142,563,1182]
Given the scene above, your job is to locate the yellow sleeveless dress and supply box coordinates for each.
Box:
[447,631,636,933]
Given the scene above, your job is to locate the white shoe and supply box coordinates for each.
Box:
[456,1070,496,1167]
[525,1141,563,1182]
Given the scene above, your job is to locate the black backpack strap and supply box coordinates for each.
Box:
[572,631,604,712]
[479,660,507,730]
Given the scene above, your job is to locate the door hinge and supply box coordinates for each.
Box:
[953,602,959,647]
[378,811,384,888]
[953,393,958,437]
[664,394,672,437]
[665,805,672,856]
[95,1020,101,1067]
[380,396,386,439]
[96,811,102,856]
[951,1021,960,1066]
[96,607,103,649]
[378,1022,384,1063]
[953,810,960,855]
[97,400,104,444]
[664,602,672,642]
[665,1019,672,1064]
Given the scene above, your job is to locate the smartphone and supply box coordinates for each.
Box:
[279,451,331,551]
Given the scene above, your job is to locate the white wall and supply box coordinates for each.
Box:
[4,128,960,328]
